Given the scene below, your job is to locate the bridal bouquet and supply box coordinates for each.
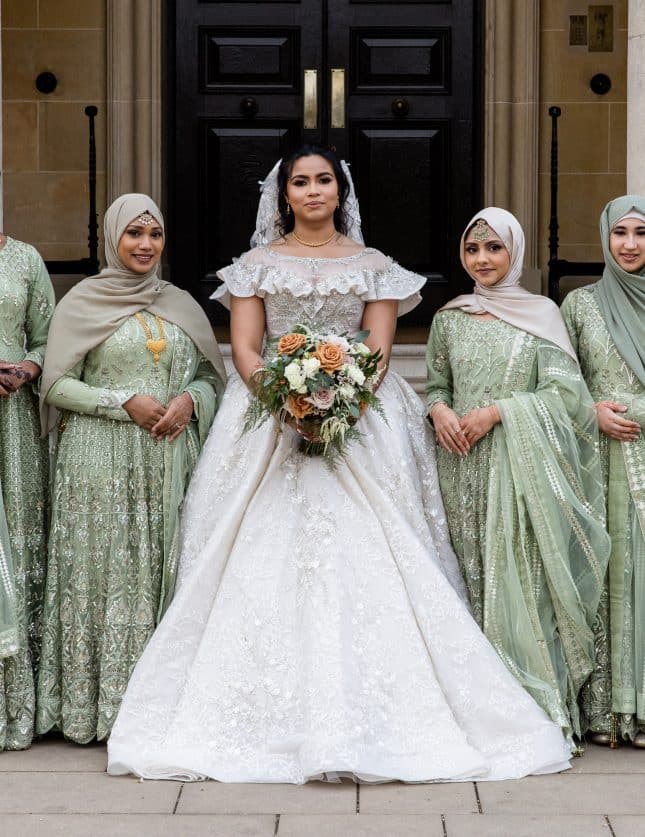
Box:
[244,324,385,463]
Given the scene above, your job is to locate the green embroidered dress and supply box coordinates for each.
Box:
[562,287,645,740]
[0,237,54,749]
[35,312,219,743]
[426,310,609,743]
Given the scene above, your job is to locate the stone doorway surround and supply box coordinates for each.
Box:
[628,1,645,194]
[105,1,541,392]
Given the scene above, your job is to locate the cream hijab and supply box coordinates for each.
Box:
[40,193,227,434]
[440,207,576,359]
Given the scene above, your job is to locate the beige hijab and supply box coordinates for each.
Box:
[41,193,227,434]
[440,207,576,359]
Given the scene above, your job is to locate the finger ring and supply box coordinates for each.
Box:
[174,423,180,430]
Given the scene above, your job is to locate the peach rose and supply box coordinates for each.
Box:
[286,393,314,419]
[313,342,345,373]
[278,333,306,355]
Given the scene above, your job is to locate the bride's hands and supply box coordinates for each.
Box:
[281,413,323,443]
[430,402,470,455]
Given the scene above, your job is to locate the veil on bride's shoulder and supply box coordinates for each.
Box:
[250,158,364,249]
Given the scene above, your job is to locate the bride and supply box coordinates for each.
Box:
[108,146,571,783]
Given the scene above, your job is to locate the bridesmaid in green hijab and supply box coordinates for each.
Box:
[562,195,645,747]
[36,194,227,743]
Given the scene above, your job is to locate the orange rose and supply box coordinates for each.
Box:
[313,343,345,373]
[278,333,306,355]
[286,394,314,419]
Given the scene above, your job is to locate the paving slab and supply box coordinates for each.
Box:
[569,745,645,774]
[443,813,612,837]
[477,774,645,815]
[610,816,645,837]
[359,782,478,814]
[0,772,180,815]
[277,813,444,837]
[177,780,356,814]
[0,738,107,772]
[1,814,275,837]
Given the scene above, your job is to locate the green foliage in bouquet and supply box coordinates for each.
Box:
[243,324,386,465]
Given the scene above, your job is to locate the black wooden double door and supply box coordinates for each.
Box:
[169,0,482,326]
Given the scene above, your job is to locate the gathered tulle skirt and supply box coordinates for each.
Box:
[108,372,571,783]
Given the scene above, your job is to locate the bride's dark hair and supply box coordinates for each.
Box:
[276,145,350,238]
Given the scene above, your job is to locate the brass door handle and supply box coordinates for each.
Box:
[331,68,345,129]
[304,69,318,129]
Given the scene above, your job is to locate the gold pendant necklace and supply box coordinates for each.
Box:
[135,312,167,364]
[291,229,338,248]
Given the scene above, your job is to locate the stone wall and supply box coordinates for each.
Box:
[538,0,627,270]
[1,0,107,264]
[0,1,630,290]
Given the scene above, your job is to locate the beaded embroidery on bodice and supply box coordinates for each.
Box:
[212,246,425,337]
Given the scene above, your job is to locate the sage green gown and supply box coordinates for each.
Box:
[562,287,645,741]
[0,237,54,749]
[426,310,609,743]
[35,312,220,743]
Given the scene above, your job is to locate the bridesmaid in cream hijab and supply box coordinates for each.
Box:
[426,207,610,750]
[36,194,226,743]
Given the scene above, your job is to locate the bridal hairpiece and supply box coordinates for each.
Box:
[250,158,364,248]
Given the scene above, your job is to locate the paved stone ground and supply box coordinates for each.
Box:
[1,739,645,836]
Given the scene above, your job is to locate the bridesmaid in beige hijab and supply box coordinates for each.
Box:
[36,194,226,743]
[426,207,609,751]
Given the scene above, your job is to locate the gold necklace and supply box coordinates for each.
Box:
[134,312,167,363]
[291,229,338,248]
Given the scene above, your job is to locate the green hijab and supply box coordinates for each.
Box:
[594,194,645,386]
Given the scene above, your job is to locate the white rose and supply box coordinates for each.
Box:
[301,357,321,378]
[338,383,357,401]
[324,335,350,352]
[354,342,371,355]
[284,361,306,391]
[345,364,365,385]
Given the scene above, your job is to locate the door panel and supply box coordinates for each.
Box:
[170,0,481,324]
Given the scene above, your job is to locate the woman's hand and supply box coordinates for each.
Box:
[123,394,167,432]
[459,405,501,448]
[151,392,195,442]
[430,402,470,455]
[0,361,41,396]
[596,401,641,442]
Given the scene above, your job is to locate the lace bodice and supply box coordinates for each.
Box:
[213,246,424,338]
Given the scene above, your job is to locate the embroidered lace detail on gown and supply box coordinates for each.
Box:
[108,247,571,783]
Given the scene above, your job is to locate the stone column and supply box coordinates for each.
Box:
[627,2,645,194]
[107,1,163,204]
[484,0,541,289]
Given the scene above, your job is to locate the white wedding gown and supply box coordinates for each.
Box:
[108,246,571,783]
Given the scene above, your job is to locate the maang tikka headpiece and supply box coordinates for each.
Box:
[136,212,156,226]
[471,218,492,241]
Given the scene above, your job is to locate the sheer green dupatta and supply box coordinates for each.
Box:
[486,342,610,742]
[609,389,645,718]
[158,337,223,621]
[0,490,19,658]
